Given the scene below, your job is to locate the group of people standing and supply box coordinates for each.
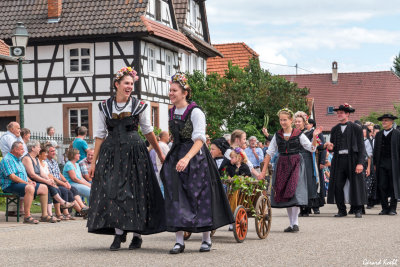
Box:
[85,66,399,254]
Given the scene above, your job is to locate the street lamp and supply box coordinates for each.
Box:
[11,22,29,128]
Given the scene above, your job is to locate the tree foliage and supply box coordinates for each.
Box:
[188,58,310,140]
[392,52,400,77]
[360,102,400,127]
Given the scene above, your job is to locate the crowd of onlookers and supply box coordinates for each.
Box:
[0,122,93,224]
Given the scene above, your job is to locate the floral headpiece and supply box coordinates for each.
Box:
[115,66,139,82]
[171,72,189,89]
[233,147,245,159]
[277,108,294,118]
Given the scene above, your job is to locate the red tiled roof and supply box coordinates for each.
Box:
[141,16,197,52]
[207,43,259,76]
[283,71,400,131]
[0,39,9,56]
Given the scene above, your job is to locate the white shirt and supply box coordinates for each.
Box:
[364,139,373,158]
[156,141,170,172]
[266,133,316,158]
[95,101,153,139]
[384,128,393,136]
[174,106,206,143]
[0,131,23,157]
[341,125,347,133]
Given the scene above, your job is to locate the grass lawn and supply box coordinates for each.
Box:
[0,197,43,214]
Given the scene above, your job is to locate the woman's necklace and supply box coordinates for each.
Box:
[114,96,131,112]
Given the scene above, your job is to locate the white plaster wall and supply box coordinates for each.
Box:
[95,42,110,57]
[159,102,169,131]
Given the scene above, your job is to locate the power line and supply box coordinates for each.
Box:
[259,60,315,74]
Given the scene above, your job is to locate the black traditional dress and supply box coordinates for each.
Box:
[160,102,234,232]
[327,122,367,210]
[87,97,166,235]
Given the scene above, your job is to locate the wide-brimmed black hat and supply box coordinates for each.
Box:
[377,113,398,121]
[333,103,355,113]
[211,137,230,155]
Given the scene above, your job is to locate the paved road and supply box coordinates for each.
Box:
[0,204,399,267]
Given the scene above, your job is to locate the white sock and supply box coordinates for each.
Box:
[287,207,293,227]
[292,207,300,226]
[115,228,124,235]
[202,231,211,244]
[174,231,184,248]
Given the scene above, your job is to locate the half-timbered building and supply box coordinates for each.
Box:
[0,0,221,136]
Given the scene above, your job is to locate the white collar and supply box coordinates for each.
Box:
[384,128,393,136]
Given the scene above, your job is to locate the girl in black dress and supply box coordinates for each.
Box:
[226,147,251,177]
[161,73,233,254]
[87,67,166,251]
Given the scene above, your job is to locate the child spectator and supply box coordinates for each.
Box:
[226,147,251,177]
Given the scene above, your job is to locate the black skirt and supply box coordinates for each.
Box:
[87,124,166,235]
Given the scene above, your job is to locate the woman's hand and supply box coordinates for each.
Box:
[257,171,266,180]
[89,164,95,178]
[313,126,323,137]
[366,168,370,177]
[355,164,363,174]
[176,156,190,172]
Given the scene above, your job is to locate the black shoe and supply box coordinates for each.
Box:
[110,234,125,251]
[379,210,389,215]
[199,241,212,252]
[313,209,320,215]
[298,213,303,217]
[334,212,347,217]
[388,210,397,216]
[292,225,299,232]
[169,243,185,254]
[129,236,142,250]
[303,213,309,217]
[366,205,373,209]
[355,212,362,218]
[284,226,294,232]
[348,210,354,215]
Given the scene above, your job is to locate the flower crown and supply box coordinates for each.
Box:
[277,108,294,118]
[115,66,139,82]
[171,72,189,89]
[233,147,245,159]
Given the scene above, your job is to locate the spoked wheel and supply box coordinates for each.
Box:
[184,232,192,240]
[210,230,216,237]
[233,205,248,243]
[255,194,272,239]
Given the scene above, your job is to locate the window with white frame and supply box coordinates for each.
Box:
[69,108,89,137]
[192,55,198,71]
[165,52,173,77]
[185,54,191,73]
[190,0,197,28]
[147,0,155,18]
[65,44,94,77]
[148,46,156,74]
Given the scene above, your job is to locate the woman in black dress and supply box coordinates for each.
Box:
[87,67,166,251]
[161,72,233,254]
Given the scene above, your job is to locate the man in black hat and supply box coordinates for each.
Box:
[210,137,231,176]
[326,103,367,218]
[373,114,400,215]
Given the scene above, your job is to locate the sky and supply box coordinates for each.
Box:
[206,0,400,75]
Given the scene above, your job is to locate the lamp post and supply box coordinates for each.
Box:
[11,22,29,128]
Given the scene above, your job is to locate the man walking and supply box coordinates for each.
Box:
[373,114,400,215]
[326,103,367,218]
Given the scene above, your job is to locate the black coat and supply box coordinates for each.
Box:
[373,129,400,199]
[327,122,367,205]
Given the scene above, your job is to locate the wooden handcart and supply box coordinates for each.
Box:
[184,176,272,243]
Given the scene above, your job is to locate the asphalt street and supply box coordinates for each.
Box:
[0,203,399,267]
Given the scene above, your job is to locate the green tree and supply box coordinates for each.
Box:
[392,52,400,77]
[188,58,310,140]
[360,102,400,127]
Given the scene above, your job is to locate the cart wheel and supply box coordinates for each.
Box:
[210,230,216,237]
[184,232,192,240]
[233,205,248,243]
[254,194,272,239]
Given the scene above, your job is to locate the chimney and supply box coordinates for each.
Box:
[48,0,62,23]
[332,61,338,84]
